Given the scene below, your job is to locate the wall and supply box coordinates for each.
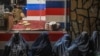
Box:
[70,0,100,38]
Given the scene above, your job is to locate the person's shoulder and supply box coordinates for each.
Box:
[19,9,23,12]
[13,8,16,10]
[12,8,15,12]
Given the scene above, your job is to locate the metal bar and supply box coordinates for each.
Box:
[64,0,67,31]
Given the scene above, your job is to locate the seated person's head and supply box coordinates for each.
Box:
[14,4,20,8]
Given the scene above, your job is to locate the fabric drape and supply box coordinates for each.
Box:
[31,32,53,56]
[3,33,29,56]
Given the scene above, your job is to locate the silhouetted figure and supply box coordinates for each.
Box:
[30,32,53,56]
[67,31,90,56]
[53,34,72,56]
[89,31,99,56]
[3,32,29,56]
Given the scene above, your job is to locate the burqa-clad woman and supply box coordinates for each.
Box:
[53,34,72,56]
[89,31,99,56]
[30,32,53,56]
[53,31,90,56]
[3,33,29,56]
[67,31,90,56]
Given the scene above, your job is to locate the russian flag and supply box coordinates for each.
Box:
[25,0,70,29]
[46,0,70,29]
[26,0,46,20]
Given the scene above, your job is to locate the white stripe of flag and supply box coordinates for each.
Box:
[27,0,45,4]
[23,16,46,21]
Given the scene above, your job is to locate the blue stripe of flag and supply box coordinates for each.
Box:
[26,4,45,10]
[46,1,70,8]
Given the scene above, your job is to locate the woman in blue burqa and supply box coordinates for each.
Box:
[3,32,29,56]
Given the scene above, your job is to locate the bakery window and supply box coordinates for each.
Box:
[0,0,69,32]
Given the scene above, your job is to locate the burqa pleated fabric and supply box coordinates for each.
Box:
[67,31,90,56]
[53,34,72,56]
[3,33,29,56]
[31,32,52,56]
[89,31,99,56]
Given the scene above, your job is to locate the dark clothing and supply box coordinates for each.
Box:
[53,34,72,56]
[3,33,29,56]
[89,31,99,56]
[67,31,90,56]
[30,32,53,56]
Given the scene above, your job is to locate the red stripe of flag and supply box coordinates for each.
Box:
[46,8,69,15]
[27,8,69,16]
[27,10,46,16]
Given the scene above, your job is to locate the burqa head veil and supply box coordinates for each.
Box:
[67,31,89,56]
[53,34,72,56]
[31,32,52,56]
[89,31,99,56]
[3,32,29,56]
